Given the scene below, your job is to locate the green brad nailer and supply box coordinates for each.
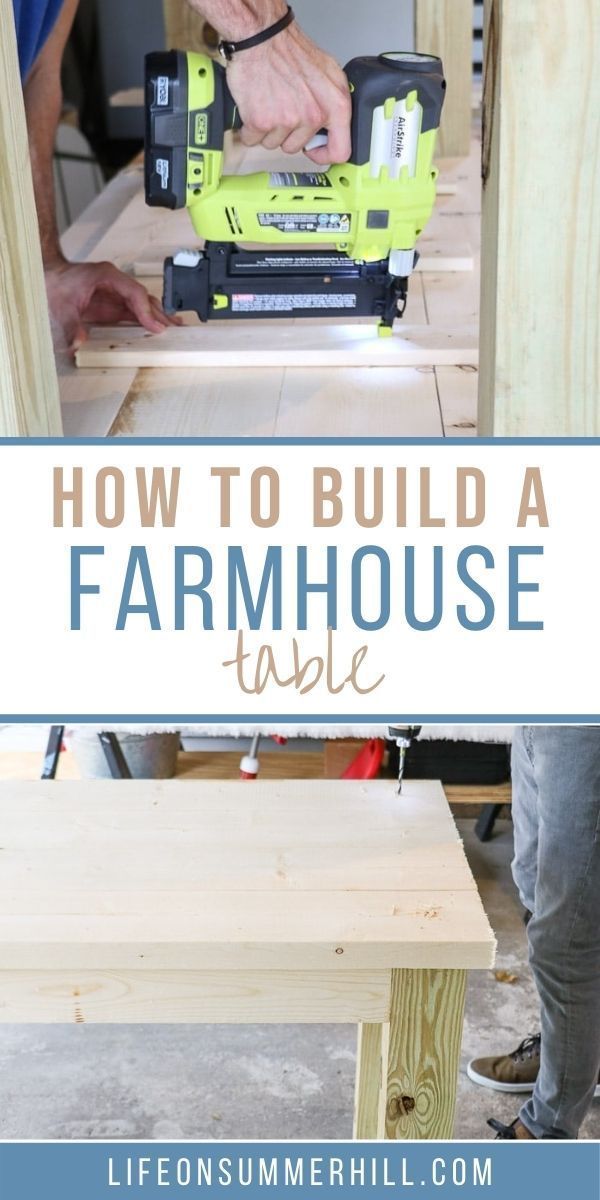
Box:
[144,50,445,334]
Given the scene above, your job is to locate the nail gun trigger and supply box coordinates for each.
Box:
[304,130,328,153]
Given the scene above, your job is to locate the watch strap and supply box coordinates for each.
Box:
[219,6,295,61]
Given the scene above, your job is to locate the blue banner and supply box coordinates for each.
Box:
[0,1141,598,1200]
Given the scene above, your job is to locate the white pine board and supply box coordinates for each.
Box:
[0,779,495,971]
[433,140,482,218]
[111,363,442,437]
[58,359,138,436]
[0,968,391,1024]
[422,271,480,328]
[0,891,495,971]
[274,367,443,436]
[76,323,478,370]
[436,366,479,436]
[60,165,144,264]
[109,87,144,108]
[110,366,284,436]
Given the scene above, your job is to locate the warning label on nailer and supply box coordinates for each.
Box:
[268,172,333,188]
[258,212,351,234]
[232,293,357,312]
[233,255,358,273]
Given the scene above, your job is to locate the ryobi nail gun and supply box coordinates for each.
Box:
[144,50,445,334]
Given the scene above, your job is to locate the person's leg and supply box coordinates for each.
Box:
[467,727,542,1097]
[519,726,600,1139]
[510,725,539,919]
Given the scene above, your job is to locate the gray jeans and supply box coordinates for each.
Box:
[511,726,600,1138]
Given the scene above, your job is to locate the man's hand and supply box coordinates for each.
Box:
[227,23,352,164]
[45,260,177,353]
[186,1,352,162]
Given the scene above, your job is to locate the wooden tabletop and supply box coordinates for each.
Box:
[0,779,495,972]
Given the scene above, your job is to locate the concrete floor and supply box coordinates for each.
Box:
[0,818,598,1141]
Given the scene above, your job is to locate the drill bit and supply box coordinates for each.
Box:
[388,725,422,794]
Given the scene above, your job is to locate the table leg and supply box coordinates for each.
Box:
[385,968,467,1139]
[353,1022,389,1138]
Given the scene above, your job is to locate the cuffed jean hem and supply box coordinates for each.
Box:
[519,1103,571,1140]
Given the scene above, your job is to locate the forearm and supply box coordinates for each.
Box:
[187,0,287,40]
[187,0,351,162]
[23,63,65,268]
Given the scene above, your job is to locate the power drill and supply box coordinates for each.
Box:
[144,49,446,332]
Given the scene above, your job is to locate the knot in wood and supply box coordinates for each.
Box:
[388,1094,415,1119]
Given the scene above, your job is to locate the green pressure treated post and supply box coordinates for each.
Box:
[0,0,63,436]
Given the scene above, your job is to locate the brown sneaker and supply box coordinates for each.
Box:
[469,1033,600,1096]
[488,1118,537,1140]
[468,1035,541,1093]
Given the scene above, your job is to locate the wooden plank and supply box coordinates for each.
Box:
[0,747,327,783]
[58,360,138,437]
[84,188,172,272]
[76,323,478,369]
[478,0,600,435]
[0,898,494,973]
[0,750,80,782]
[415,0,473,158]
[100,362,444,439]
[423,144,482,437]
[0,969,390,1024]
[433,141,482,219]
[60,165,143,263]
[109,88,145,108]
[0,780,496,972]
[163,0,216,53]
[273,367,443,437]
[424,166,481,436]
[0,0,62,435]
[0,840,472,895]
[417,240,473,273]
[0,830,472,897]
[0,782,479,895]
[354,1022,389,1139]
[445,781,511,806]
[323,739,367,780]
[424,271,480,328]
[384,968,467,1139]
[176,749,326,781]
[109,366,283,436]
[436,365,479,436]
